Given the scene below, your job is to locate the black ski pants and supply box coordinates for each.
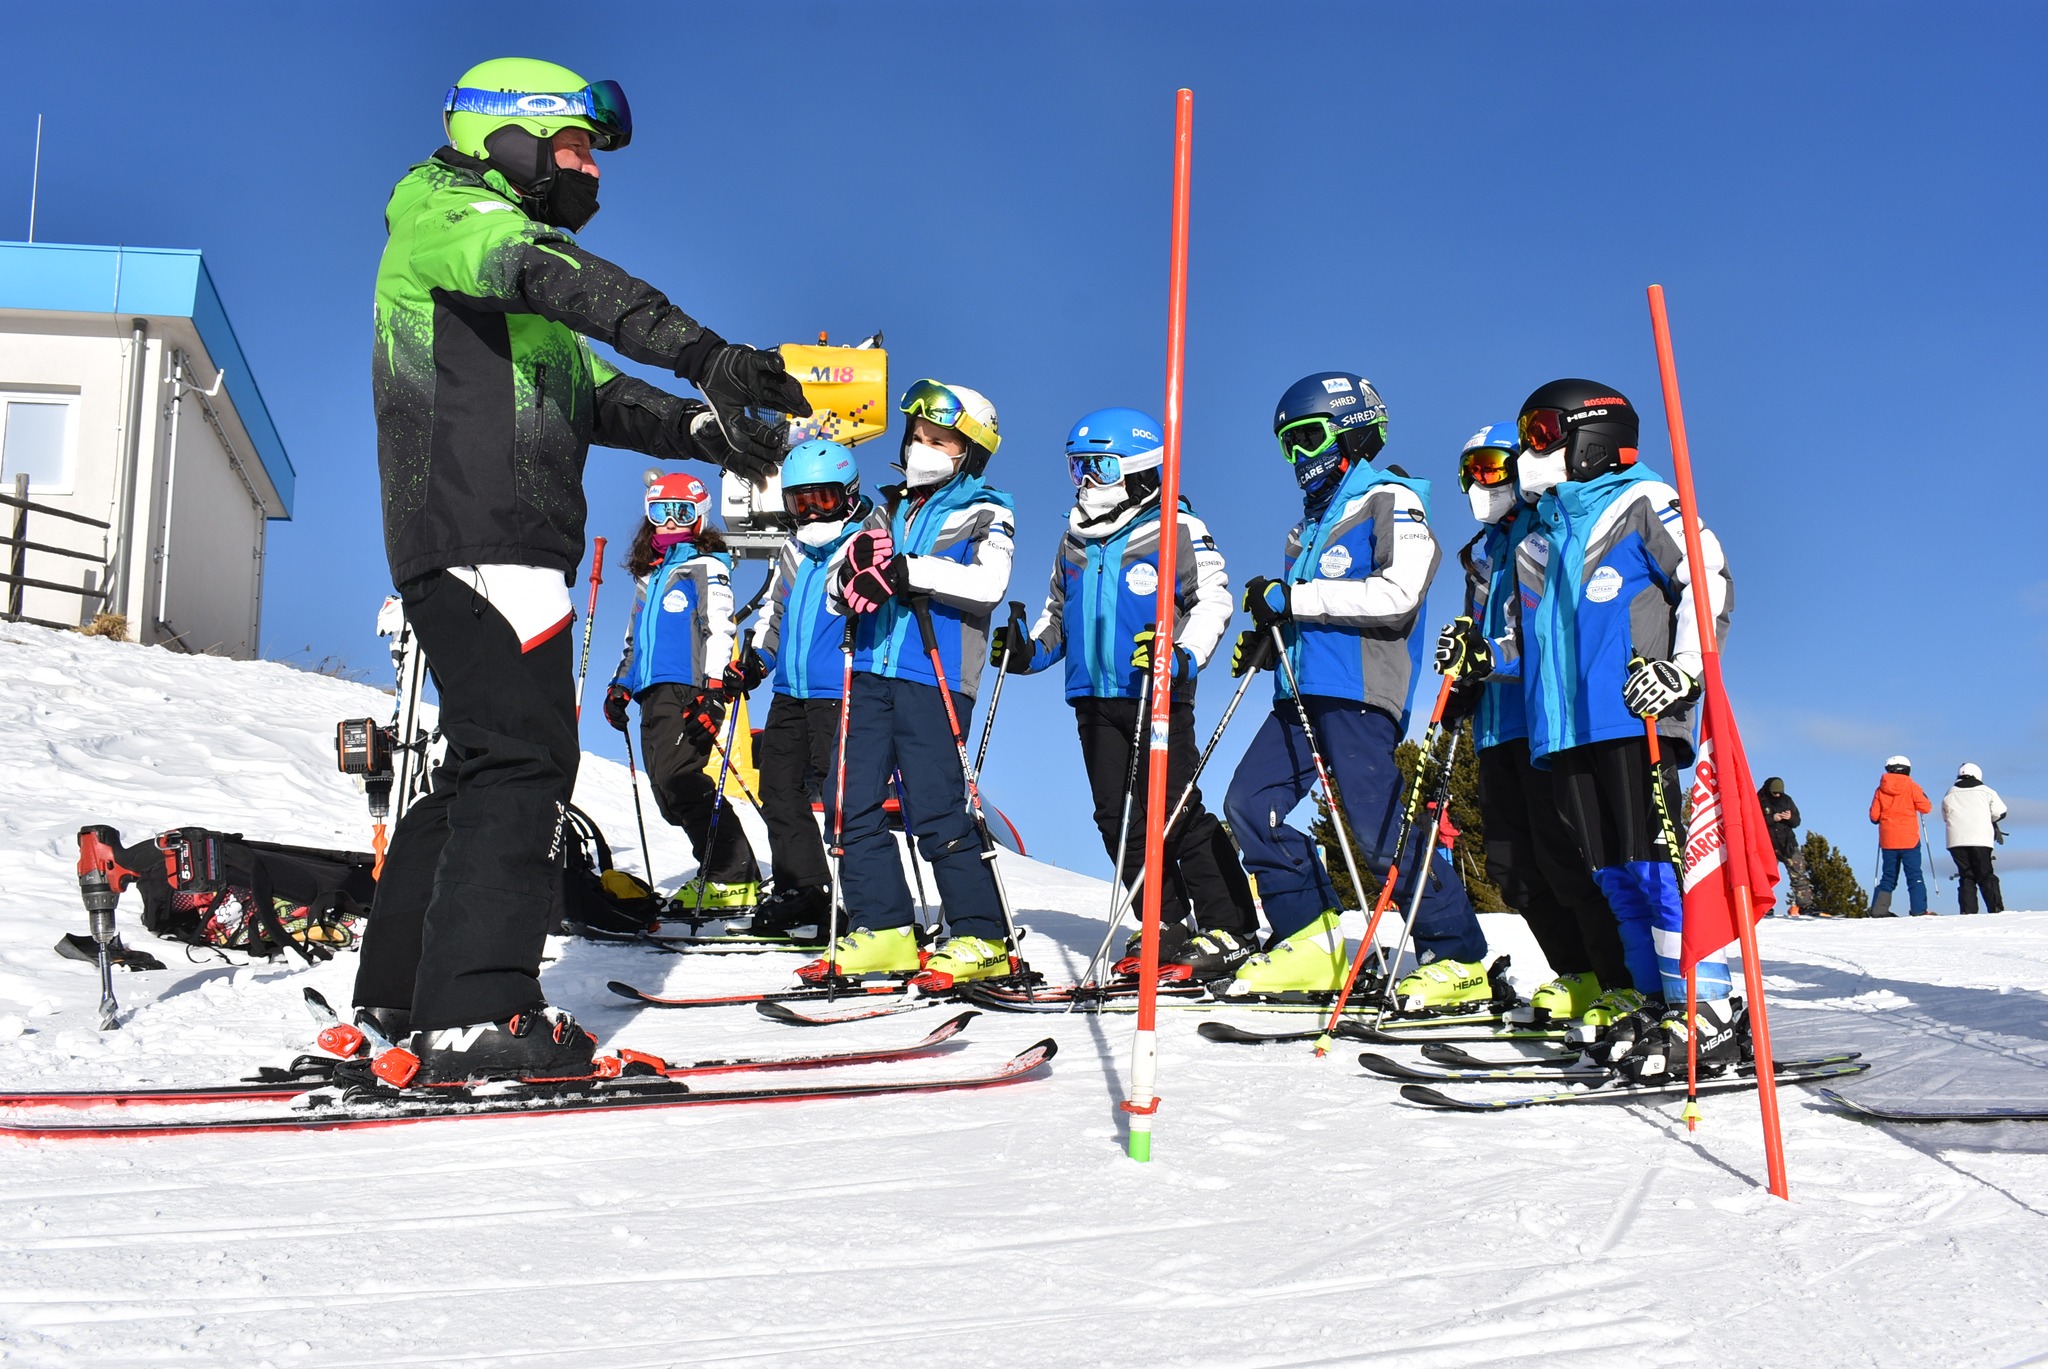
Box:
[1073,695,1259,937]
[355,570,578,1031]
[1950,845,2003,915]
[1476,738,1628,988]
[755,692,839,891]
[639,682,760,886]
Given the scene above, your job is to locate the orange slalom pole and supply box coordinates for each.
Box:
[1124,87,1193,1164]
[1310,673,1455,1056]
[1648,283,1787,1199]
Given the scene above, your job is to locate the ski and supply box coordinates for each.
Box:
[1361,1050,1862,1085]
[570,925,824,955]
[1818,1090,2048,1123]
[0,1012,984,1110]
[1397,1061,1870,1111]
[0,1040,1057,1139]
[1196,1012,1542,1046]
[755,997,950,1027]
[1340,1021,1570,1046]
[606,978,923,1010]
[1420,1042,1582,1070]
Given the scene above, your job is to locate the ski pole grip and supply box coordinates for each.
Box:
[911,595,941,656]
[589,535,606,587]
[1005,600,1026,636]
[841,613,859,651]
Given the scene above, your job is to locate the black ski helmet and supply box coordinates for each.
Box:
[1518,379,1640,482]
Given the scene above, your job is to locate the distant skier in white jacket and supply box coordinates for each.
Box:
[1942,763,2008,915]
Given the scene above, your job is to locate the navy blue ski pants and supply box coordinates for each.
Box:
[827,673,1005,940]
[1224,696,1486,965]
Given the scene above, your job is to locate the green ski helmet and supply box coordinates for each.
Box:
[443,58,632,156]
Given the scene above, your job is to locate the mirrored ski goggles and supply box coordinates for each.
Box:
[646,498,704,526]
[443,80,633,150]
[1459,446,1515,491]
[898,379,1000,455]
[1067,451,1125,486]
[1518,408,1567,454]
[783,483,853,524]
[1277,415,1343,466]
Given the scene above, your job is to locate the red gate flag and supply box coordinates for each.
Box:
[1679,656,1781,972]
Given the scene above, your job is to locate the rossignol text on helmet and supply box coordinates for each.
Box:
[1273,372,1387,498]
[780,438,862,525]
[1517,379,1640,483]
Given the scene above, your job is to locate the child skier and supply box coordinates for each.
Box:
[1868,756,1933,916]
[604,471,762,912]
[1442,423,1626,1025]
[1437,379,1736,1079]
[991,407,1259,980]
[744,438,875,940]
[1221,372,1491,1005]
[808,381,1019,987]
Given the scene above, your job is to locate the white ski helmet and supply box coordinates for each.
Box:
[1958,762,1983,781]
[1884,755,1912,773]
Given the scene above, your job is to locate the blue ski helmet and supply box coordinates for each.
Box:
[1458,421,1520,492]
[1064,407,1164,486]
[1273,371,1387,495]
[780,438,861,525]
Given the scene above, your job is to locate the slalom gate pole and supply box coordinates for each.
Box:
[574,536,606,722]
[973,601,1029,783]
[1078,661,1259,997]
[682,689,748,915]
[621,728,655,882]
[1648,283,1787,1199]
[909,596,1021,954]
[1124,87,1194,1163]
[1268,623,1376,986]
[1369,723,1464,1029]
[1310,674,1456,1055]
[826,616,858,992]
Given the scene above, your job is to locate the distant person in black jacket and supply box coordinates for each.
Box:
[1758,777,1814,916]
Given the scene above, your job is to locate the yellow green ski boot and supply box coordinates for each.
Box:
[669,879,760,914]
[1223,911,1346,997]
[913,936,1015,991]
[1508,971,1602,1024]
[796,925,923,982]
[1392,957,1492,1014]
[1565,987,1653,1047]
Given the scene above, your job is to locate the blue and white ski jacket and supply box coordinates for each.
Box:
[1019,497,1231,702]
[1273,458,1440,723]
[826,474,1016,700]
[611,542,736,697]
[750,500,873,701]
[1488,465,1732,765]
[1469,511,1530,753]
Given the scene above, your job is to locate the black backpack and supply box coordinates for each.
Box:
[117,827,377,961]
[560,805,662,937]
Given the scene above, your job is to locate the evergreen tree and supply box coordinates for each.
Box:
[1801,829,1869,917]
[1308,718,1506,913]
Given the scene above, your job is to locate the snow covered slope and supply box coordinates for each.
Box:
[2,622,2045,1368]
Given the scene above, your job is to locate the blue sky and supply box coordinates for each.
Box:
[8,1,2045,906]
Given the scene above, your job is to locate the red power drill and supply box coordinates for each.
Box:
[76,826,140,1030]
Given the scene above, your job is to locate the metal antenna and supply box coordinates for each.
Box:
[28,115,43,242]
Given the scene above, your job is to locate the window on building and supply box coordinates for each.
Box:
[1,394,79,493]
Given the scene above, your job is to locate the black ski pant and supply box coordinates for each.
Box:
[355,570,578,1032]
[1950,845,2003,914]
[1073,695,1258,937]
[639,682,760,886]
[756,692,839,892]
[1477,738,1630,988]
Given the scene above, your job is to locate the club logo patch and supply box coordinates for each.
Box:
[662,589,689,613]
[1585,565,1624,603]
[1522,533,1550,566]
[1321,377,1354,394]
[1318,544,1354,578]
[1125,562,1159,597]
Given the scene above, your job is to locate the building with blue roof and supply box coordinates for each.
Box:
[0,240,292,657]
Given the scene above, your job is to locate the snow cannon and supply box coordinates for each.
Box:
[720,333,886,558]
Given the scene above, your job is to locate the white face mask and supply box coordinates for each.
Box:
[1517,450,1567,498]
[902,442,961,488]
[1076,480,1127,520]
[1466,483,1516,525]
[794,518,845,547]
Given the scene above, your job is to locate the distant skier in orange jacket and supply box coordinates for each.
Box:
[1868,756,1932,916]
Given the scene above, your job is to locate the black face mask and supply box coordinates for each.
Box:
[480,126,601,231]
[538,167,601,231]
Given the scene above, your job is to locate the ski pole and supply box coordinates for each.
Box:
[892,769,933,928]
[1101,669,1154,970]
[620,727,655,883]
[1266,622,1377,991]
[1641,716,1699,1129]
[574,535,606,722]
[680,685,747,918]
[1077,663,1260,994]
[1370,723,1464,1029]
[825,615,859,990]
[1309,672,1457,1055]
[910,596,1022,959]
[972,601,1028,784]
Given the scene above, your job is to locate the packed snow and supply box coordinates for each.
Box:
[1,623,2045,1368]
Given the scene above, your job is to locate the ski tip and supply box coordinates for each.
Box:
[606,980,645,1001]
[1008,1037,1060,1074]
[303,987,332,1011]
[754,1000,808,1025]
[924,1010,980,1042]
[1396,1083,1470,1110]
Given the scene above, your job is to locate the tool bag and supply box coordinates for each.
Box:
[117,827,375,961]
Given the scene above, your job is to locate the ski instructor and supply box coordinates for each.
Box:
[357,58,810,1084]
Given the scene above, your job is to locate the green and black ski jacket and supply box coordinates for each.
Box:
[373,149,723,586]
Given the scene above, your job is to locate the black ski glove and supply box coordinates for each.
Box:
[721,646,768,696]
[1442,676,1485,724]
[1243,576,1292,629]
[1434,616,1492,681]
[1231,627,1277,678]
[989,621,1036,674]
[680,686,728,752]
[1623,652,1701,719]
[691,343,812,483]
[603,684,633,732]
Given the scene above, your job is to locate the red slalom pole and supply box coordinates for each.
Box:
[574,535,607,721]
[1647,283,1788,1199]
[1124,87,1193,1163]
